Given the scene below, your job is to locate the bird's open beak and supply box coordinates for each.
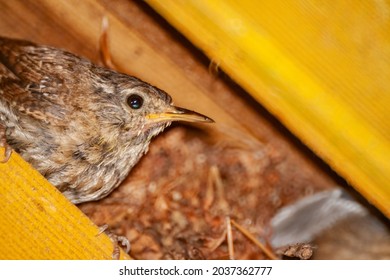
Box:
[146,106,214,123]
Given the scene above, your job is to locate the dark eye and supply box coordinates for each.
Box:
[127,94,144,110]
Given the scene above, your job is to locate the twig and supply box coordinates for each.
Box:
[230,219,278,260]
[99,16,116,70]
[226,216,234,260]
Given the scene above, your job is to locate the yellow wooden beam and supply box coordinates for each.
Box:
[0,148,130,259]
[147,0,390,217]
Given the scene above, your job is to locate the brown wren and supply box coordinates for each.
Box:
[0,36,213,204]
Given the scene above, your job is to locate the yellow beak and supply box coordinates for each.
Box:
[146,106,214,123]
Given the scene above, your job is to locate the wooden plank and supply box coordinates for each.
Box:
[147,0,390,217]
[0,148,130,259]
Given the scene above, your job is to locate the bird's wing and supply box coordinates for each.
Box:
[0,37,79,125]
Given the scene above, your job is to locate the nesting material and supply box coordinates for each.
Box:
[80,125,331,259]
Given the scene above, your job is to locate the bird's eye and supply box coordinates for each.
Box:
[127,94,144,110]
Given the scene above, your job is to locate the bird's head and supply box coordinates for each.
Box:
[89,70,213,148]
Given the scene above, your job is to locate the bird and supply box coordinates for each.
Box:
[0,36,213,204]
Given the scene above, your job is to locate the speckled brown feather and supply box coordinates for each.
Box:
[0,36,212,204]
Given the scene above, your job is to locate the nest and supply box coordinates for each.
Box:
[80,125,330,259]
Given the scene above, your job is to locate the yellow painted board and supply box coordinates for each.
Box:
[0,148,130,259]
[147,0,390,217]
